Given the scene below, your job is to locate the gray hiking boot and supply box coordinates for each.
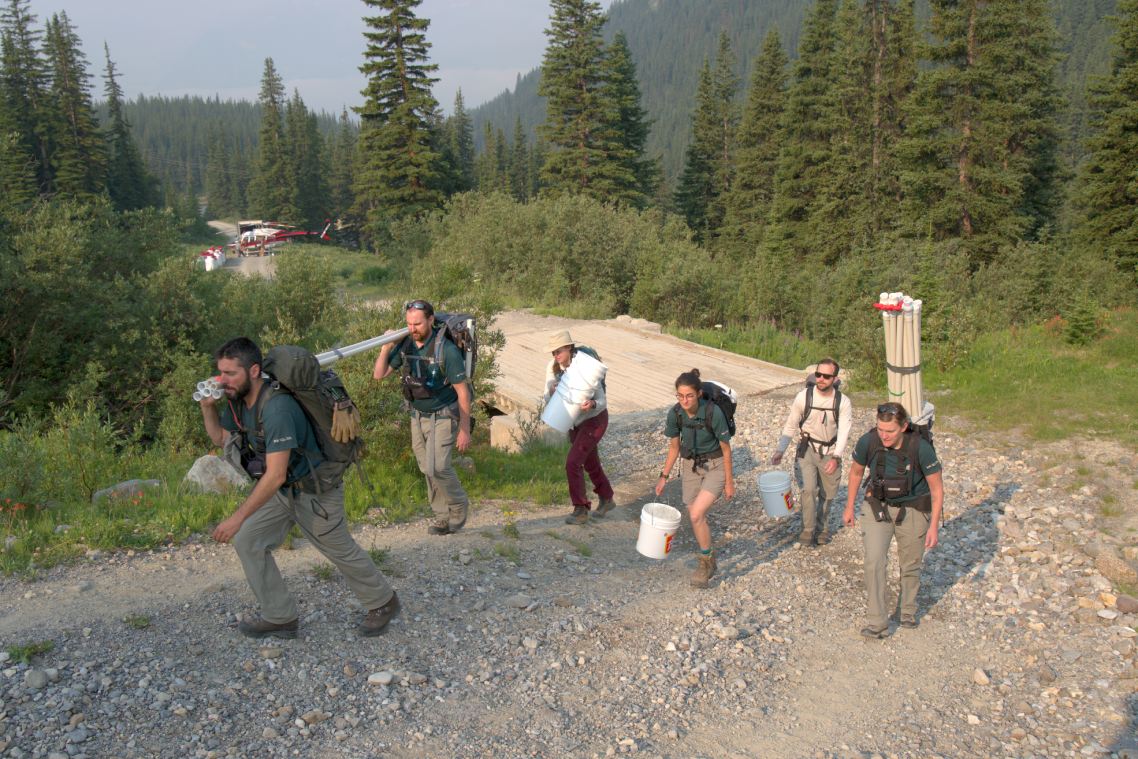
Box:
[448,503,468,533]
[565,506,589,525]
[594,498,616,518]
[427,519,452,536]
[690,552,717,589]
[798,531,815,547]
[815,530,832,546]
[238,615,298,640]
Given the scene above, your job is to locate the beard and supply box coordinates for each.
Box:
[227,374,253,402]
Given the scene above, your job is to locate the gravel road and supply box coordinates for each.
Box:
[1,386,1135,758]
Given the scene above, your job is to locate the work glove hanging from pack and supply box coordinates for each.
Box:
[330,401,362,444]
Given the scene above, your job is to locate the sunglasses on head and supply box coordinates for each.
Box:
[814,371,835,379]
[404,299,432,313]
[877,403,902,415]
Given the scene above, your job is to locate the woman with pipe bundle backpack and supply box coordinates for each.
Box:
[654,369,734,588]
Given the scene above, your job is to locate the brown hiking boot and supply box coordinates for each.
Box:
[594,498,616,518]
[359,592,402,637]
[238,615,298,640]
[815,530,832,546]
[690,552,717,589]
[565,506,589,525]
[448,503,468,533]
[428,519,452,536]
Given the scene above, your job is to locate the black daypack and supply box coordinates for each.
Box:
[671,380,738,459]
[399,313,477,401]
[798,381,844,452]
[862,423,935,504]
[259,345,364,492]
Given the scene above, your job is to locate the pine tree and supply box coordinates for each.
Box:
[246,58,295,221]
[1,0,48,194]
[103,43,153,211]
[674,32,740,241]
[538,0,640,205]
[720,29,789,251]
[897,0,1064,265]
[327,108,357,230]
[475,120,501,192]
[285,90,328,230]
[509,115,529,201]
[1073,0,1138,284]
[354,0,443,241]
[448,89,475,192]
[603,32,659,205]
[42,12,104,199]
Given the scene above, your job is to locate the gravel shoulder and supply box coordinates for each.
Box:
[1,387,1136,759]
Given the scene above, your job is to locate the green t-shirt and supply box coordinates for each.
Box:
[852,430,941,503]
[665,398,730,457]
[388,328,468,413]
[219,388,322,482]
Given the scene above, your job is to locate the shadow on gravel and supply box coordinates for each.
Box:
[912,481,1021,623]
[1110,692,1138,756]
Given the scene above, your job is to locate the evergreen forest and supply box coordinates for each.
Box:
[2,0,1137,470]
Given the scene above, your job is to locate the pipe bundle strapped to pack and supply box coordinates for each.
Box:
[874,292,934,428]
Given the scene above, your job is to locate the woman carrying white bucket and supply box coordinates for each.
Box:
[654,369,734,588]
[543,330,616,525]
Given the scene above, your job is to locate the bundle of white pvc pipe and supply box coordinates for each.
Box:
[191,377,224,402]
[878,292,934,426]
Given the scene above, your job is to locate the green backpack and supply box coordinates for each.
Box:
[259,345,364,492]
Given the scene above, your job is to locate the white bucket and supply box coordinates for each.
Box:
[636,502,682,559]
[758,471,795,518]
[540,350,607,433]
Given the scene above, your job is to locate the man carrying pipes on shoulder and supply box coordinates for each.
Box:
[372,299,472,536]
[843,402,943,639]
[770,358,852,547]
[200,337,400,639]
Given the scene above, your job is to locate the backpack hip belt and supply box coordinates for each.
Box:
[798,433,838,459]
[409,401,459,420]
[865,492,932,524]
[685,447,723,472]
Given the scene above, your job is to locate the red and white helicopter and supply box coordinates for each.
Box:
[229,220,332,256]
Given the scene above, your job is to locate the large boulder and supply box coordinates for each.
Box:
[92,479,162,503]
[184,455,251,494]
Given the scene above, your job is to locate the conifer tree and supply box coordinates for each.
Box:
[327,108,357,230]
[538,0,640,205]
[1,0,48,193]
[897,0,1063,265]
[674,32,740,241]
[448,89,475,193]
[475,120,501,192]
[285,90,328,230]
[42,12,104,198]
[603,32,659,205]
[354,0,443,241]
[720,29,788,251]
[1073,0,1138,284]
[246,58,295,221]
[103,43,153,211]
[509,115,529,201]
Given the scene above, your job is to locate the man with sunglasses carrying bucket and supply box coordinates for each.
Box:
[843,402,943,638]
[770,359,852,546]
[373,299,472,536]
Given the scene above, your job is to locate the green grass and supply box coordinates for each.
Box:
[7,640,53,664]
[308,245,399,301]
[544,529,592,557]
[669,321,826,371]
[925,308,1138,446]
[123,615,151,630]
[494,541,520,563]
[310,562,335,581]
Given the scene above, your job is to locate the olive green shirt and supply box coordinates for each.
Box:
[388,328,468,413]
[665,398,730,457]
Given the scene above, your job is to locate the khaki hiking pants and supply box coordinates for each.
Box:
[859,500,930,630]
[233,485,394,624]
[409,409,469,528]
[795,445,841,537]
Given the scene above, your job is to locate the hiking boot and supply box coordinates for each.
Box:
[594,498,616,518]
[428,519,452,536]
[565,506,589,525]
[899,615,919,629]
[815,530,832,546]
[690,552,717,589]
[798,531,815,547]
[448,504,468,533]
[359,592,402,637]
[238,615,298,640]
[860,625,888,639]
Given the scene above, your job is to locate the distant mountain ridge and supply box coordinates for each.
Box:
[470,0,1117,186]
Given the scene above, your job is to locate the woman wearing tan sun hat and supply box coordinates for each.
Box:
[543,330,616,525]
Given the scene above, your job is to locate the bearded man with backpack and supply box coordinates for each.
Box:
[373,299,473,536]
[843,402,943,638]
[201,337,400,639]
[770,358,853,546]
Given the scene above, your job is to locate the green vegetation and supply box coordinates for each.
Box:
[494,541,521,564]
[7,640,53,664]
[310,562,336,581]
[123,615,151,630]
[670,323,826,373]
[545,530,592,557]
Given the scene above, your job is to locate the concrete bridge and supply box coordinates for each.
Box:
[486,311,805,448]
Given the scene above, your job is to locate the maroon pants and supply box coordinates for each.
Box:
[567,410,614,509]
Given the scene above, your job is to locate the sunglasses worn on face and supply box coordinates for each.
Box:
[814,371,835,379]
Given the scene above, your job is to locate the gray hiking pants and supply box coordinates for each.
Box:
[232,485,394,624]
[409,408,469,528]
[859,500,930,629]
[795,445,841,536]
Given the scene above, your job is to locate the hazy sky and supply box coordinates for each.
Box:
[25,0,554,114]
